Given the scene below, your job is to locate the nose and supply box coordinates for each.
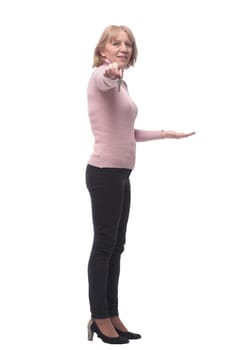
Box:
[120,43,128,51]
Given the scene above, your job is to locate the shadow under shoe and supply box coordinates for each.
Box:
[88,320,129,344]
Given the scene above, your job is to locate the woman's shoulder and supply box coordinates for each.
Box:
[88,64,107,91]
[91,64,107,77]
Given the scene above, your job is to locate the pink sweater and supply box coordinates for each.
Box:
[87,64,163,169]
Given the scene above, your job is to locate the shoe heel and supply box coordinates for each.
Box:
[87,320,94,341]
[88,320,129,344]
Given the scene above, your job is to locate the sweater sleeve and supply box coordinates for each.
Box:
[93,65,119,91]
[134,129,163,142]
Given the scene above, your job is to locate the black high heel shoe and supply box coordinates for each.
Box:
[114,327,141,340]
[87,320,129,344]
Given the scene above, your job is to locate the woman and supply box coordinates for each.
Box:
[86,25,195,345]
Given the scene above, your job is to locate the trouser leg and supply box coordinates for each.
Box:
[107,178,131,317]
[86,165,131,319]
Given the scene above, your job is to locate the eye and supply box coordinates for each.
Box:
[126,42,132,48]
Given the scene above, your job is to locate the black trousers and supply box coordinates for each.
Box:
[86,164,132,319]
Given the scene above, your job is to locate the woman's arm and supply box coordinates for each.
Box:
[134,129,196,142]
[93,63,122,91]
[134,129,163,141]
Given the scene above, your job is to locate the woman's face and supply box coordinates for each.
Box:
[101,30,133,69]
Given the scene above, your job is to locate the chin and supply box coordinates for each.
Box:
[118,61,129,69]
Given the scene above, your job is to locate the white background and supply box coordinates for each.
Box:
[0,0,233,349]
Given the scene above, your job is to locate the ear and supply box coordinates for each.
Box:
[99,48,106,57]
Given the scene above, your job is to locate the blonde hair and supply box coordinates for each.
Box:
[92,25,138,68]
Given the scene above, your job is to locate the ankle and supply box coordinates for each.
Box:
[94,318,119,337]
[110,316,128,332]
[94,317,111,326]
